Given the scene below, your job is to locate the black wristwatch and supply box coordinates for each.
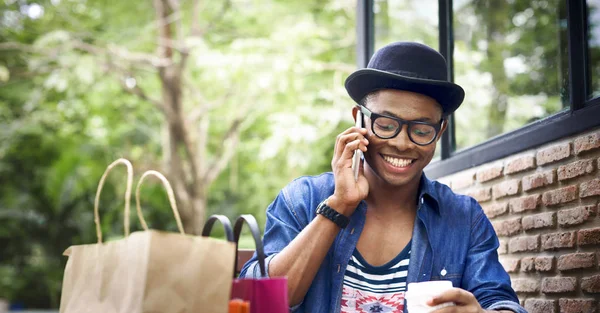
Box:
[316,199,350,229]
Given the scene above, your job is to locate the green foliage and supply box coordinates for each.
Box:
[452,0,569,149]
[0,0,355,308]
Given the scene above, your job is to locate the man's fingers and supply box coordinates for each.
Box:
[333,129,368,163]
[427,303,459,313]
[339,139,367,166]
[427,288,473,306]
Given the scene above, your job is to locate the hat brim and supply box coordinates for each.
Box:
[345,68,465,115]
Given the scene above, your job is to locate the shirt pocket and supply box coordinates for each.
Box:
[430,263,464,287]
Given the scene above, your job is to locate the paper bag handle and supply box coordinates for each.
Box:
[135,170,185,235]
[233,214,266,278]
[94,158,134,244]
[202,214,234,242]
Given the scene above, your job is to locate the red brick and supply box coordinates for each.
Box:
[542,185,578,206]
[581,274,600,293]
[482,202,508,219]
[559,299,596,313]
[537,143,572,166]
[513,278,540,293]
[558,252,596,271]
[509,235,540,253]
[493,217,522,236]
[522,212,556,231]
[558,205,597,227]
[510,194,541,213]
[523,170,556,192]
[580,178,600,198]
[500,258,520,273]
[524,299,556,313]
[505,155,536,175]
[578,227,600,246]
[475,164,504,183]
[476,165,503,183]
[466,187,492,203]
[541,232,576,250]
[498,239,508,255]
[535,256,555,272]
[542,277,577,293]
[558,159,596,181]
[493,179,521,199]
[521,256,535,272]
[452,172,475,190]
[574,131,600,155]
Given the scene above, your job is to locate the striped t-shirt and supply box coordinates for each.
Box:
[341,241,411,313]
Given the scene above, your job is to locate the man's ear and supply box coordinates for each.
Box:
[437,118,449,139]
[352,106,360,122]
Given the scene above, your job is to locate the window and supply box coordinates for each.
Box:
[374,0,439,51]
[357,0,600,178]
[373,0,443,159]
[588,0,600,99]
[453,0,569,150]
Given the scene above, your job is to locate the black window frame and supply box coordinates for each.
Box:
[356,0,600,179]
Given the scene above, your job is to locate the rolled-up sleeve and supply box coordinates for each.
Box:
[238,186,308,279]
[464,199,527,313]
[238,184,312,312]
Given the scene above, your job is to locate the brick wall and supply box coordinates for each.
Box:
[437,128,600,313]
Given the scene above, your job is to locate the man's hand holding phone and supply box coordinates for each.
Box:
[328,110,369,217]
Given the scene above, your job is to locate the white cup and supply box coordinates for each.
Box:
[405,281,456,313]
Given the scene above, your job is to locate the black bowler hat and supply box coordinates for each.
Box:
[345,41,465,115]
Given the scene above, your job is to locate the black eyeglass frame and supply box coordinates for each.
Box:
[357,105,444,146]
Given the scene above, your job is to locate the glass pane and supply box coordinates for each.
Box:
[588,0,600,99]
[374,0,438,51]
[453,0,569,151]
[433,138,442,161]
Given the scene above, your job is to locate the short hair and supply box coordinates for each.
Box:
[358,89,446,119]
[358,90,380,108]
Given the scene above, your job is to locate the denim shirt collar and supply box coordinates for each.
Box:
[418,173,441,215]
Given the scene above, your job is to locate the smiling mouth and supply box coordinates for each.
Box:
[382,155,415,168]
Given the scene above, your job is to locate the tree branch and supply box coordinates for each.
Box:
[154,0,173,59]
[100,59,177,122]
[196,114,209,182]
[120,78,164,110]
[162,123,194,221]
[203,98,251,185]
[0,38,173,69]
[72,40,172,68]
[191,0,202,36]
[0,42,38,53]
[186,86,233,123]
[204,118,242,185]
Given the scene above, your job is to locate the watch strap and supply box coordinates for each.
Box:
[316,199,350,229]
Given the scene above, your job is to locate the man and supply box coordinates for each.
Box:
[239,42,525,313]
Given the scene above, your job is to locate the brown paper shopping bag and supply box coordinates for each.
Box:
[59,160,236,313]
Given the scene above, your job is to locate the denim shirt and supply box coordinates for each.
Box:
[239,172,526,313]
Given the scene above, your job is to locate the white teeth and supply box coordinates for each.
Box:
[383,156,413,167]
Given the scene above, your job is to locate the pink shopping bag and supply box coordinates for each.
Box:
[230,215,289,313]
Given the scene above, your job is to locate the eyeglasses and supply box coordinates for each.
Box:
[357,105,443,146]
